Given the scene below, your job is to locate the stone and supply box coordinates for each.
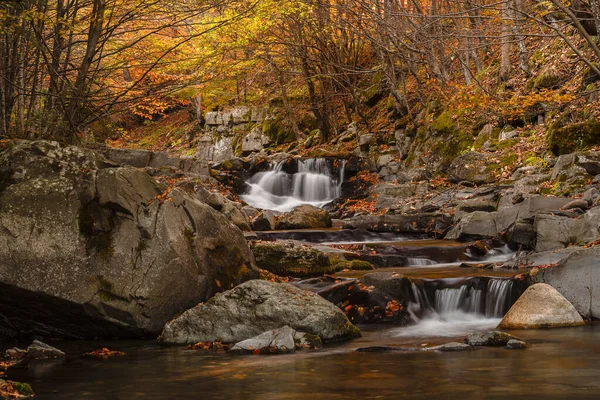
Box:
[159,280,361,345]
[275,205,332,230]
[498,283,585,329]
[505,339,528,349]
[359,134,376,151]
[454,198,498,221]
[252,211,276,231]
[0,141,257,339]
[221,201,252,231]
[533,214,583,252]
[499,126,518,141]
[583,188,599,204]
[241,206,260,220]
[26,340,65,360]
[535,246,600,319]
[561,199,589,211]
[231,326,296,354]
[496,195,572,233]
[251,240,333,277]
[447,152,495,184]
[241,127,271,155]
[445,212,498,241]
[465,331,521,346]
[342,213,452,234]
[428,342,476,352]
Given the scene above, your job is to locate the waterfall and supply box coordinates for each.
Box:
[397,277,517,338]
[241,158,346,212]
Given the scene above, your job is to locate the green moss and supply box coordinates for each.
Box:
[547,119,600,155]
[533,70,564,89]
[350,260,374,270]
[262,116,295,145]
[500,153,518,166]
[12,382,34,396]
[431,111,456,134]
[496,138,519,150]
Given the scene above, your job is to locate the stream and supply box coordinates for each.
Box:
[5,158,598,398]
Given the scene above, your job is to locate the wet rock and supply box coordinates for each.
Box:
[428,342,476,352]
[342,213,452,235]
[535,246,600,319]
[26,340,65,360]
[498,283,584,329]
[241,206,260,220]
[251,240,333,277]
[0,141,257,339]
[496,195,572,234]
[159,280,361,345]
[465,331,521,346]
[252,211,276,231]
[445,212,498,241]
[231,326,296,354]
[506,339,528,349]
[447,152,495,184]
[317,272,412,324]
[275,205,332,230]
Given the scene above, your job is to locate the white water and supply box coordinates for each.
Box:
[241,158,345,212]
[396,278,513,338]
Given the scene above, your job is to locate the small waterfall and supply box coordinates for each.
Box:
[241,158,346,212]
[406,258,437,267]
[398,277,518,338]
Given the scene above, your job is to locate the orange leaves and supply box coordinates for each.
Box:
[84,348,126,359]
[146,187,172,206]
[385,300,402,317]
[188,341,227,351]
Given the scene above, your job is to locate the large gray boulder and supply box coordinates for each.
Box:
[535,246,600,319]
[0,141,258,339]
[498,283,584,329]
[159,280,361,344]
[533,214,583,252]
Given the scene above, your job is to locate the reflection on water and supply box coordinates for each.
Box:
[393,311,502,338]
[6,324,600,399]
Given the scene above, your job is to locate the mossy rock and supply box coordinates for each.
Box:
[533,69,564,89]
[251,240,334,278]
[262,116,295,145]
[431,111,456,134]
[547,119,600,155]
[331,259,374,272]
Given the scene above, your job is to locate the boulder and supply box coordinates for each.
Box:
[342,213,452,235]
[275,205,332,230]
[241,127,271,155]
[0,141,257,339]
[251,240,333,277]
[252,211,276,231]
[498,283,584,329]
[26,340,65,360]
[465,331,521,346]
[221,202,252,231]
[533,214,582,252]
[535,246,600,319]
[447,152,495,184]
[445,212,498,241]
[496,195,572,233]
[428,342,476,352]
[159,280,361,344]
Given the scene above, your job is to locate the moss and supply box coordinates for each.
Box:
[547,119,600,155]
[350,260,375,270]
[12,382,34,396]
[262,116,295,145]
[431,111,456,134]
[500,153,518,166]
[496,138,519,150]
[533,70,564,89]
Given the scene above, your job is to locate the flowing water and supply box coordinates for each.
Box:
[241,158,345,212]
[6,324,600,399]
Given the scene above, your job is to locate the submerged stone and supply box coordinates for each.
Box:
[465,331,521,347]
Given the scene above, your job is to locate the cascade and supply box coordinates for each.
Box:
[241,158,345,212]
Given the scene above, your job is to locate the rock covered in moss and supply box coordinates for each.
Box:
[159,280,361,345]
[251,240,333,277]
[547,119,600,156]
[498,283,584,329]
[465,331,522,347]
[0,141,258,339]
[447,152,496,184]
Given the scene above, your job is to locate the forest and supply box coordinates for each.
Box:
[2,1,600,399]
[1,0,599,144]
